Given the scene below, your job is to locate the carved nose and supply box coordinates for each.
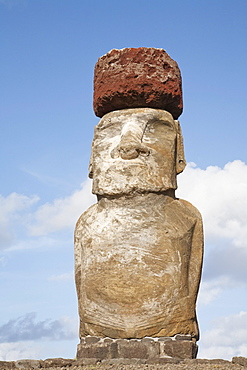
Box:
[119,143,150,160]
[110,120,150,160]
[119,144,139,160]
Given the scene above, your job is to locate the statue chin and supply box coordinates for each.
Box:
[92,165,177,196]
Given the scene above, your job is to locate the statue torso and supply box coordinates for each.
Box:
[75,194,202,338]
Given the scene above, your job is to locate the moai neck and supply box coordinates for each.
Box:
[97,189,176,203]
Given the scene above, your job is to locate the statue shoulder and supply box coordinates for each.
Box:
[75,203,98,233]
[175,198,203,221]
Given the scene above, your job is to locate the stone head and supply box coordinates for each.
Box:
[89,108,186,196]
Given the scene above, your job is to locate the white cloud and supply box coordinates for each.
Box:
[204,242,247,283]
[0,313,77,343]
[29,179,96,236]
[0,314,79,361]
[0,341,41,361]
[0,338,78,361]
[0,179,95,252]
[199,311,247,360]
[0,193,38,217]
[0,193,39,251]
[197,276,233,306]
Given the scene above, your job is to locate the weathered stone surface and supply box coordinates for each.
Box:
[193,359,232,365]
[75,192,203,339]
[174,334,192,341]
[85,336,100,344]
[0,361,16,369]
[146,357,182,364]
[1,357,245,369]
[158,337,173,342]
[232,356,247,366]
[163,340,198,359]
[89,108,186,195]
[117,340,159,359]
[76,336,197,361]
[103,338,114,343]
[93,48,183,119]
[15,360,40,369]
[74,358,100,365]
[101,358,147,365]
[41,358,74,368]
[1,358,244,370]
[77,343,112,360]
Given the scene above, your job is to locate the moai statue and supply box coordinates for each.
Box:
[75,48,203,361]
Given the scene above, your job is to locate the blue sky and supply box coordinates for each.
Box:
[1,0,247,361]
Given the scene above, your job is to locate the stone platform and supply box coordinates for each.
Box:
[1,356,247,369]
[76,335,198,362]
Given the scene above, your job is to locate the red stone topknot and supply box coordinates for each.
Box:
[93,47,183,119]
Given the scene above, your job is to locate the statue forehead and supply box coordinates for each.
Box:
[96,108,176,131]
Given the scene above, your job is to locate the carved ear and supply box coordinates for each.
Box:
[88,161,93,179]
[175,120,186,174]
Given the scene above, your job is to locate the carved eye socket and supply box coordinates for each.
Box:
[145,119,174,133]
[143,120,176,145]
[158,119,174,129]
[97,118,121,132]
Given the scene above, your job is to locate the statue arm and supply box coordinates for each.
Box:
[74,214,84,301]
[189,212,204,300]
[74,205,96,302]
[178,198,204,299]
[178,199,204,339]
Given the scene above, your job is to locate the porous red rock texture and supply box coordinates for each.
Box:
[93,48,183,119]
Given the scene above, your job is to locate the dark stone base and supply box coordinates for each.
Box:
[76,335,198,362]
